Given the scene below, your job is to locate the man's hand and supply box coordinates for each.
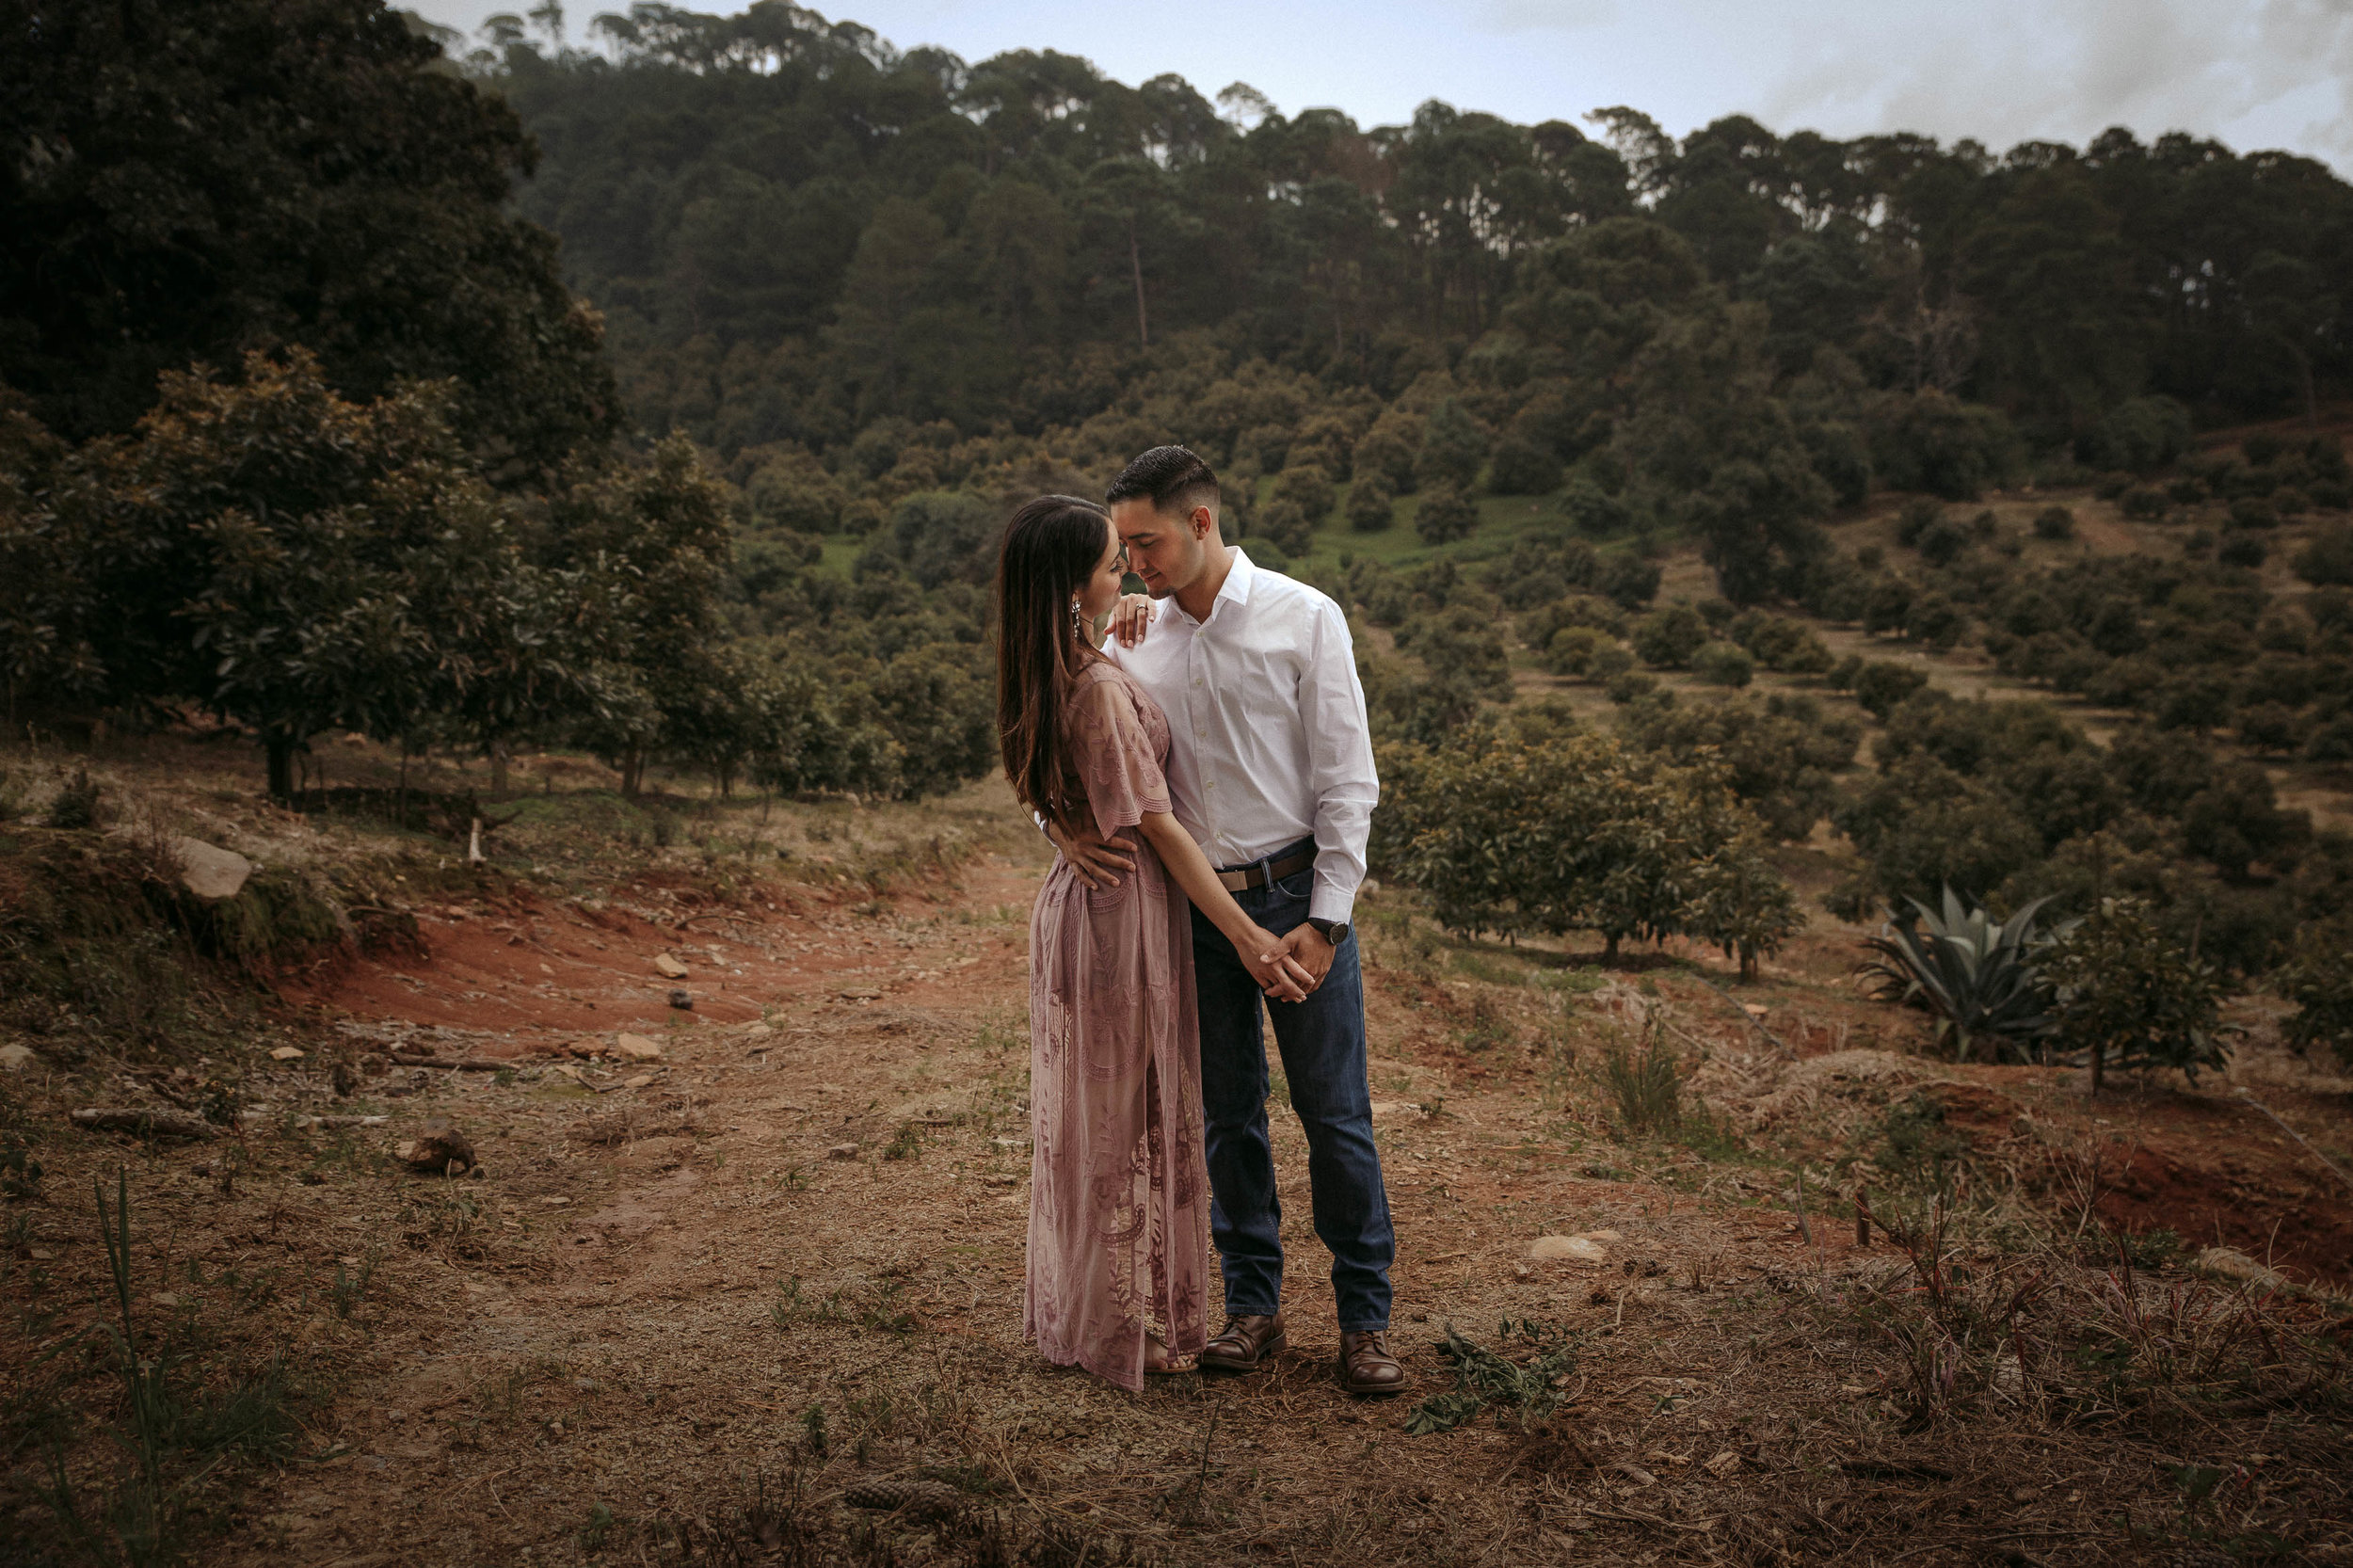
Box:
[1045,818,1136,891]
[1260,924,1336,997]
[1111,593,1157,648]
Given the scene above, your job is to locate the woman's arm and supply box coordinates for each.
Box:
[1134,812,1312,1002]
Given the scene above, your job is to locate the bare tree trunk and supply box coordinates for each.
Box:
[265,734,296,803]
[1128,221,1149,349]
[490,736,511,797]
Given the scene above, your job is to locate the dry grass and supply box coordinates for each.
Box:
[4,740,2352,1566]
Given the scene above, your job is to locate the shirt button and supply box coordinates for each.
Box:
[1206,780,1216,791]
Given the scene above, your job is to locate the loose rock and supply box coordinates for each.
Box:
[169,837,253,900]
[269,1046,306,1062]
[826,1143,858,1160]
[667,989,694,1011]
[0,1043,39,1074]
[1529,1235,1609,1263]
[653,952,689,979]
[396,1118,475,1176]
[614,1034,664,1062]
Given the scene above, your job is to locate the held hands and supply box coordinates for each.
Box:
[1262,923,1337,996]
[1241,924,1314,1003]
[1110,593,1156,648]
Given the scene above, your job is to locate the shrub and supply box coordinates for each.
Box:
[2043,898,2231,1083]
[2278,915,2353,1066]
[1417,399,1487,490]
[1557,476,1632,537]
[2294,524,2353,586]
[1353,410,1424,493]
[1595,554,1661,609]
[1604,669,1658,704]
[1373,727,1798,967]
[1631,604,1709,668]
[2032,504,2076,541]
[1859,889,2061,1062]
[1345,472,1397,534]
[2076,395,2192,472]
[1893,497,1943,547]
[2229,497,2279,530]
[1728,611,1833,674]
[1270,463,1336,525]
[2119,487,2168,520]
[1413,484,1480,544]
[1914,516,1973,565]
[1867,390,2023,500]
[2217,533,2267,568]
[46,768,103,829]
[1540,625,1613,677]
[1487,437,1561,496]
[1850,660,1929,719]
[1689,640,1754,687]
[1257,496,1317,557]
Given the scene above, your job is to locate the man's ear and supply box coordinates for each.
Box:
[1192,504,1215,538]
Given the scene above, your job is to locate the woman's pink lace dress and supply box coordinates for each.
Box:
[1024,662,1210,1392]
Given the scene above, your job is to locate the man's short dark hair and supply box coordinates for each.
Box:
[1107,445,1220,520]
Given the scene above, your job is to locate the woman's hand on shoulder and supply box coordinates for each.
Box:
[1111,593,1157,648]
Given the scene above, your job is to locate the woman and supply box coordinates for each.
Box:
[996,494,1306,1392]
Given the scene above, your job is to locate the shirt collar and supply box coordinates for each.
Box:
[1215,548,1256,611]
[1172,548,1255,628]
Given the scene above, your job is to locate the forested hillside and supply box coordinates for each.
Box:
[8,0,2353,1044]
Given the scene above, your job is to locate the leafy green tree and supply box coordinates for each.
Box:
[1596,554,1662,609]
[1417,399,1488,490]
[1270,463,1336,524]
[1487,438,1561,496]
[0,0,615,470]
[1689,641,1753,687]
[1414,484,1479,544]
[1346,473,1397,533]
[555,435,737,797]
[1630,603,1708,667]
[2277,915,2353,1066]
[2043,898,2232,1086]
[1616,691,1858,841]
[59,350,530,797]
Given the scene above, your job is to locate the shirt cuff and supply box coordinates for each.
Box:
[1308,885,1357,927]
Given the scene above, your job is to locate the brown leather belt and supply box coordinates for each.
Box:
[1216,849,1316,893]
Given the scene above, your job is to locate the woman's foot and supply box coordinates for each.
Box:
[1143,1333,1188,1375]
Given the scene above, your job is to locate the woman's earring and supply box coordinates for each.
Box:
[1070,598,1085,637]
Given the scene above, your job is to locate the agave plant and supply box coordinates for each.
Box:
[1858,888,2066,1062]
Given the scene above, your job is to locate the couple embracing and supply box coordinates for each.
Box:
[993,445,1406,1398]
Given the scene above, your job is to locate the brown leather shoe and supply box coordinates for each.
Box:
[1199,1313,1286,1373]
[1338,1331,1409,1396]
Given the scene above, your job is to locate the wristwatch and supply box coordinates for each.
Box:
[1307,918,1350,946]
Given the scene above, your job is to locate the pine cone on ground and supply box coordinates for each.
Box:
[840,1477,964,1519]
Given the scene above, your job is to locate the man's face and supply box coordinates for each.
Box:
[1111,497,1210,600]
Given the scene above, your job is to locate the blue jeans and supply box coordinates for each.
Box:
[1191,840,1395,1332]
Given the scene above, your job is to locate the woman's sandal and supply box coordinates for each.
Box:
[1143,1334,1192,1376]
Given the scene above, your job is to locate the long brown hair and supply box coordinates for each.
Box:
[995,494,1112,825]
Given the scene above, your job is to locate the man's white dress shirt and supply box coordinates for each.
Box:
[1107,550,1380,927]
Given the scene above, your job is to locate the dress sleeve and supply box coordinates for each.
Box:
[1070,675,1171,840]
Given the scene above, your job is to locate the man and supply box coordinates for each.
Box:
[1045,444,1406,1396]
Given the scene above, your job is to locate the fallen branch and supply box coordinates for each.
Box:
[2234,1087,2353,1196]
[71,1108,220,1140]
[387,1052,516,1073]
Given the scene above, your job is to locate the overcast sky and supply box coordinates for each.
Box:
[406,0,2353,172]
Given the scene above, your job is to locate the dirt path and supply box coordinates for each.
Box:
[13,842,2351,1566]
